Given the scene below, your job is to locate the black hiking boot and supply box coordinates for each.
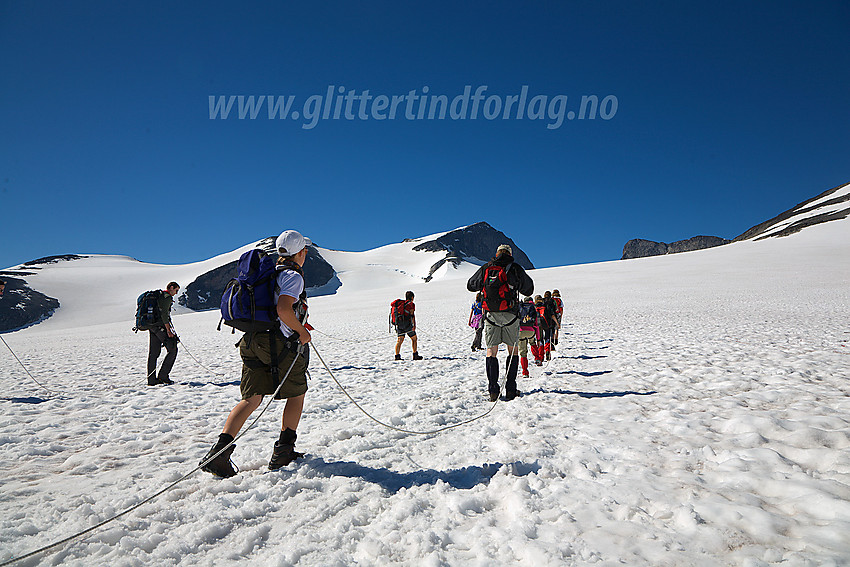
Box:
[269,428,303,470]
[200,435,237,478]
[268,441,304,470]
[394,354,402,361]
[489,390,500,402]
[157,377,174,385]
[505,390,520,401]
[412,352,423,360]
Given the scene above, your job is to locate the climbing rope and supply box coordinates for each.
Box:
[311,341,501,435]
[178,337,231,378]
[0,345,303,567]
[0,334,55,396]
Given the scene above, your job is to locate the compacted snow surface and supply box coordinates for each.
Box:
[1,220,848,566]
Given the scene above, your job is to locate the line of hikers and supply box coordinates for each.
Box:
[134,232,563,478]
[470,289,562,363]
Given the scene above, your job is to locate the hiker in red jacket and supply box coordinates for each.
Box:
[391,291,422,360]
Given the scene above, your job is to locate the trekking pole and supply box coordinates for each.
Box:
[0,334,54,396]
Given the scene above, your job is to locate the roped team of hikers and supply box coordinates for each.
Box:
[136,232,563,478]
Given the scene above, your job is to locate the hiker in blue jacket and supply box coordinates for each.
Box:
[200,230,313,478]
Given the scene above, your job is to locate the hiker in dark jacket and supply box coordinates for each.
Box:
[543,290,559,353]
[147,282,180,386]
[466,244,534,401]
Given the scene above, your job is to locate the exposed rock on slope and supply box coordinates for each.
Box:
[0,276,61,333]
[411,222,533,281]
[734,183,850,241]
[180,237,337,311]
[622,236,730,260]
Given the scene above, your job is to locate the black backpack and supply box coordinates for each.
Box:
[134,290,163,331]
[519,301,538,327]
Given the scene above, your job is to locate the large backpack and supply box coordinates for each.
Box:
[543,298,557,321]
[553,296,564,316]
[390,299,411,327]
[219,249,279,333]
[134,290,163,331]
[481,262,516,312]
[519,301,538,329]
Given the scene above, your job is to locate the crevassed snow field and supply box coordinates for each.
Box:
[1,219,849,566]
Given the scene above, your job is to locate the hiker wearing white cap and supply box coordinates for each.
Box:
[201,229,314,478]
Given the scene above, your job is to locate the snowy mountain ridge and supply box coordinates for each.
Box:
[0,222,525,332]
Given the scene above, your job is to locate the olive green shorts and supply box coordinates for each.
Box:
[239,331,308,400]
[518,329,536,357]
[484,311,520,348]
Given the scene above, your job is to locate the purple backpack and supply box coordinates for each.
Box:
[219,249,278,333]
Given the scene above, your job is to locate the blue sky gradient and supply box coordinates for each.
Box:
[1,1,848,269]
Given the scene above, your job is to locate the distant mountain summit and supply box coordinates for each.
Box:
[621,181,849,260]
[408,222,534,281]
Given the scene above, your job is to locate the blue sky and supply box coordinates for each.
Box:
[1,1,848,270]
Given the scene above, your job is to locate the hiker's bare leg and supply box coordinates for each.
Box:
[395,335,404,355]
[222,395,263,437]
[411,335,418,353]
[282,393,305,431]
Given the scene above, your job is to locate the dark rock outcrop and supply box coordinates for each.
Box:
[668,236,731,254]
[734,183,850,241]
[23,254,86,266]
[621,239,669,260]
[412,222,534,281]
[622,236,730,260]
[0,277,60,333]
[180,238,337,311]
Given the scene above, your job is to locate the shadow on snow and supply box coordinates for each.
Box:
[301,457,540,493]
[549,370,613,377]
[521,388,657,399]
[0,396,50,404]
[183,380,241,388]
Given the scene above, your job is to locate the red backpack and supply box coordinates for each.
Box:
[481,263,516,312]
[390,299,412,326]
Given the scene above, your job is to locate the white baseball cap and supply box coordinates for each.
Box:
[275,230,312,256]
